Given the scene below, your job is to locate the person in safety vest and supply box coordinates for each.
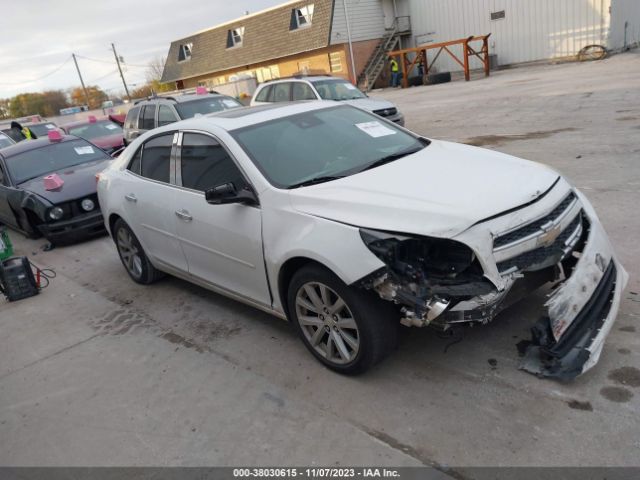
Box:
[10,121,35,140]
[390,58,401,88]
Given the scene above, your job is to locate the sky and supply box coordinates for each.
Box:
[0,0,283,99]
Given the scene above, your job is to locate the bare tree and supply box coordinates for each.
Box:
[146,56,167,83]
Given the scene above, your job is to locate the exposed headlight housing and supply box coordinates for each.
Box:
[359,228,478,281]
[81,198,95,212]
[48,206,64,221]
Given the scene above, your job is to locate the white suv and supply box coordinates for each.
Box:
[97,101,626,378]
[250,75,404,126]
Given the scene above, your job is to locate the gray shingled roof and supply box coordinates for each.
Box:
[161,0,334,83]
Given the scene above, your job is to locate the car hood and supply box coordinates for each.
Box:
[90,133,124,150]
[288,140,560,238]
[18,157,112,204]
[341,97,396,112]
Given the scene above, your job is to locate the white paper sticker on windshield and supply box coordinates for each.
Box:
[45,124,55,129]
[105,124,119,130]
[355,121,396,138]
[222,99,238,108]
[344,83,357,90]
[74,146,95,155]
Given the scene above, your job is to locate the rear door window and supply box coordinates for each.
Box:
[125,106,140,129]
[140,134,173,183]
[255,85,272,102]
[127,147,142,175]
[140,105,156,130]
[270,83,291,102]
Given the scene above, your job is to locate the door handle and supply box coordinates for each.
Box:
[175,209,193,222]
[125,193,137,202]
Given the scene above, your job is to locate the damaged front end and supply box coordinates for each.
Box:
[356,187,627,381]
[358,229,511,329]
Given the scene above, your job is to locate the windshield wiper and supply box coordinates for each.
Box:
[287,175,345,189]
[359,146,425,173]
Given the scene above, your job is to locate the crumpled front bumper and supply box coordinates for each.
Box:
[519,195,628,380]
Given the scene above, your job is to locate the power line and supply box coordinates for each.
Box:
[86,69,119,84]
[0,56,73,86]
[74,54,148,68]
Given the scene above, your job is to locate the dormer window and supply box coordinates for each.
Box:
[178,43,192,62]
[226,27,245,48]
[290,4,314,30]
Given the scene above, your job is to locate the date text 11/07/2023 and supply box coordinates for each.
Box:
[232,468,401,478]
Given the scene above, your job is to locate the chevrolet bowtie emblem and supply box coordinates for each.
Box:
[537,223,562,247]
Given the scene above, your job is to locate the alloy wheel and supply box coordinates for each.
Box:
[117,227,143,279]
[295,282,360,365]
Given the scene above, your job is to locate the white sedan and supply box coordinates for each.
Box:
[97,101,627,378]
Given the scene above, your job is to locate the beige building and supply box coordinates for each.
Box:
[160,0,411,91]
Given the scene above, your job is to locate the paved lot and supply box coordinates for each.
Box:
[1,51,639,469]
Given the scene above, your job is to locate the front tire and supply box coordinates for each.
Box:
[287,264,398,374]
[113,219,164,284]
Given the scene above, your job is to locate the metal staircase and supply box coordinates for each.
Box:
[357,18,409,91]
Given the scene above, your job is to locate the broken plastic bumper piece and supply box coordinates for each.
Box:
[519,213,628,380]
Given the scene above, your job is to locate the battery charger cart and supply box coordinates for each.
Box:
[0,227,43,302]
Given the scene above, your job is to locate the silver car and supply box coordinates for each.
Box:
[250,75,404,126]
[123,93,243,145]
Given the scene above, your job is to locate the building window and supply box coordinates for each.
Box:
[178,43,192,62]
[290,4,314,30]
[329,52,342,73]
[227,27,245,48]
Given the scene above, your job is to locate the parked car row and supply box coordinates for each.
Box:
[0,81,627,379]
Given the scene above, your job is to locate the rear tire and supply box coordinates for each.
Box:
[113,219,164,284]
[287,264,398,374]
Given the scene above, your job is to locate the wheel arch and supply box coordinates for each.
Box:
[108,213,122,239]
[277,256,338,320]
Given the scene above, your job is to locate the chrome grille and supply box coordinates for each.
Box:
[497,212,583,273]
[373,107,398,117]
[494,191,577,249]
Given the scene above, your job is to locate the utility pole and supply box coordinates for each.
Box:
[342,0,357,85]
[112,43,131,101]
[72,53,91,108]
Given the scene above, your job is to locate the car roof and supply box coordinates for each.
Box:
[262,76,344,85]
[0,134,82,158]
[135,93,229,106]
[62,117,113,129]
[153,101,343,133]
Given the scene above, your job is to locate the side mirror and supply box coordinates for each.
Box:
[205,183,258,206]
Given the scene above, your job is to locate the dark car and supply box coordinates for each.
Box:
[0,133,112,244]
[0,120,58,142]
[0,132,15,149]
[61,115,124,155]
[123,92,242,144]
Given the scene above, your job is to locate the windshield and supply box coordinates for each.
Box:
[231,105,425,188]
[176,96,242,118]
[0,133,14,148]
[5,139,109,184]
[312,80,367,101]
[27,123,57,137]
[68,120,122,140]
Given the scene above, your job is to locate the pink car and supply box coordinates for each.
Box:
[61,115,124,155]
